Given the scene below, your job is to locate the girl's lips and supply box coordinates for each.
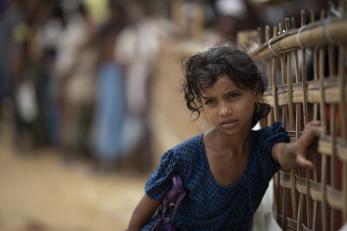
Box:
[220,119,238,128]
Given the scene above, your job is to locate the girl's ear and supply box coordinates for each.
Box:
[253,91,261,102]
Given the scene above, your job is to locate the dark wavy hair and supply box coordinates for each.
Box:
[182,46,265,119]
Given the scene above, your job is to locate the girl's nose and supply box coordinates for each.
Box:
[219,102,232,117]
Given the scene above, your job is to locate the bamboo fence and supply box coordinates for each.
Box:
[248,8,347,231]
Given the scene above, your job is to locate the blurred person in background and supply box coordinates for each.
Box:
[213,0,247,44]
[91,0,127,171]
[37,1,66,147]
[54,1,97,160]
[0,0,21,122]
[245,0,329,29]
[11,0,52,150]
[196,0,328,47]
[192,0,254,47]
[115,0,176,172]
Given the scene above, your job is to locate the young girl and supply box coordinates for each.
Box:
[127,46,321,230]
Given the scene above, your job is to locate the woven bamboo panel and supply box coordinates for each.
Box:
[248,9,347,231]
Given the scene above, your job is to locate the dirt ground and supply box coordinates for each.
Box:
[0,122,147,231]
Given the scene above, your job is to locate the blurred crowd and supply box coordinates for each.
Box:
[0,0,328,172]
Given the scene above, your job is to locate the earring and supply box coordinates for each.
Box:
[255,102,261,115]
[258,102,271,118]
[252,102,271,126]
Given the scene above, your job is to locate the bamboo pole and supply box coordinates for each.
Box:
[250,18,347,61]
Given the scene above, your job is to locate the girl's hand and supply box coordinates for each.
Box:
[296,121,322,169]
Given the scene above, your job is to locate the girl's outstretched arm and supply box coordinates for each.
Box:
[127,194,161,231]
[272,121,321,170]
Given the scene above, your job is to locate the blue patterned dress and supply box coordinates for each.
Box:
[142,123,290,231]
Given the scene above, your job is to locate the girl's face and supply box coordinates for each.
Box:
[200,75,258,136]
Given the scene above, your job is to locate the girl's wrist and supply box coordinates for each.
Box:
[281,142,299,170]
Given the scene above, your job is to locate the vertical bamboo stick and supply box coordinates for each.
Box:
[272,26,279,122]
[338,45,347,222]
[300,10,312,228]
[318,10,328,231]
[328,42,337,231]
[309,10,318,231]
[292,16,304,230]
[285,18,298,223]
[265,26,274,126]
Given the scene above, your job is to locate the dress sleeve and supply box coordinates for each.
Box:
[257,122,290,181]
[145,149,180,201]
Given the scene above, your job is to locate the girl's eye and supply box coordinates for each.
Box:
[227,93,241,99]
[204,99,216,105]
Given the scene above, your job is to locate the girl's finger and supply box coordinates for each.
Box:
[304,121,321,131]
[304,124,321,132]
[305,121,321,127]
[300,128,321,150]
[297,155,314,169]
[307,120,321,125]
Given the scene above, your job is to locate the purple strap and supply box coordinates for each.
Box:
[169,189,186,220]
[149,174,186,231]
